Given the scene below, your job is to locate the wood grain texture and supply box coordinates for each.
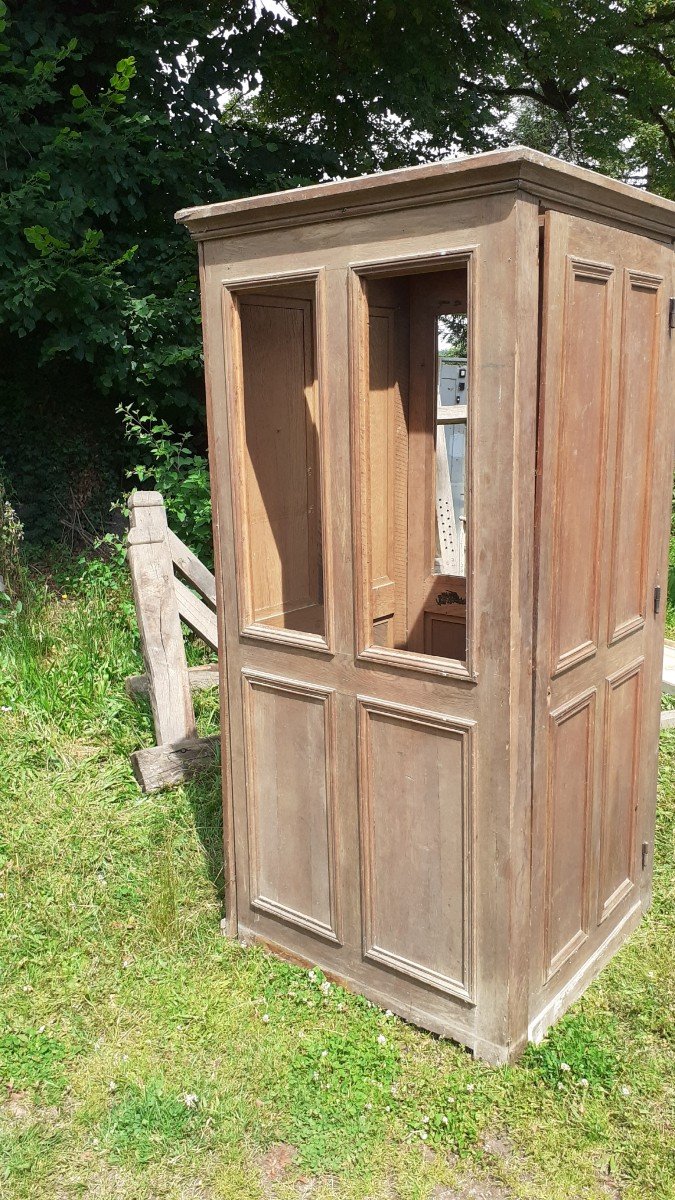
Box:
[175,147,675,243]
[174,577,219,650]
[168,528,217,607]
[126,664,219,697]
[531,211,674,1029]
[242,670,341,943]
[598,659,644,922]
[186,156,674,1064]
[544,689,595,979]
[127,492,196,745]
[357,697,475,1002]
[131,734,220,793]
[607,273,663,645]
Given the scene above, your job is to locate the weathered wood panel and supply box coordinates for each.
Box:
[598,659,643,921]
[242,671,340,943]
[358,698,474,1001]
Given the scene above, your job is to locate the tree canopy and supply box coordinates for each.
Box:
[2,0,675,543]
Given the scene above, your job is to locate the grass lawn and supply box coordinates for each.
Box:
[1,569,674,1199]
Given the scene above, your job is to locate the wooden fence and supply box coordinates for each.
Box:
[126,491,220,792]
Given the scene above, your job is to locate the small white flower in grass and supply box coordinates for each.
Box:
[557,1082,564,1091]
[108,1081,117,1093]
[579,1078,589,1089]
[320,980,331,995]
[420,1131,428,1141]
[122,957,132,969]
[385,1105,391,1112]
[441,1115,449,1126]
[422,1116,429,1124]
[38,1026,45,1034]
[312,1071,319,1081]
[621,1085,631,1096]
[385,1009,393,1018]
[182,1093,198,1109]
[448,1097,455,1105]
[336,1002,346,1013]
[560,1061,571,1072]
[308,969,317,982]
[1,706,12,713]
[377,1034,387,1046]
[261,1013,270,1023]
[22,985,32,993]
[465,1083,474,1093]
[320,1049,328,1058]
[365,1102,372,1111]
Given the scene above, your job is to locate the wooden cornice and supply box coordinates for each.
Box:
[175,147,675,243]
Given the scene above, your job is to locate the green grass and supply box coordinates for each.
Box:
[0,567,674,1198]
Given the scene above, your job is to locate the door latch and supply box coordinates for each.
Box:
[669,298,675,331]
[654,585,662,615]
[642,841,649,870]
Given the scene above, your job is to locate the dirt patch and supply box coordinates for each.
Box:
[482,1133,513,1159]
[430,1182,513,1200]
[258,1142,298,1183]
[3,1087,31,1121]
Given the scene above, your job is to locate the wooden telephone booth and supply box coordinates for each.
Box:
[177,149,674,1063]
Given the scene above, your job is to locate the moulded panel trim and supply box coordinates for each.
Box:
[241,668,342,945]
[607,270,663,648]
[348,248,479,683]
[544,687,596,982]
[597,657,644,925]
[550,257,614,679]
[356,695,476,1004]
[221,267,335,655]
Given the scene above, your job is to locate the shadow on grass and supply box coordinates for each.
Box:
[184,759,226,910]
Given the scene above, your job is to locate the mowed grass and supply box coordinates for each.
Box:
[0,570,674,1199]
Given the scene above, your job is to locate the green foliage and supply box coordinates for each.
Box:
[0,1,335,546]
[3,0,675,549]
[1,575,675,1195]
[102,1076,206,1165]
[120,407,212,566]
[523,1011,620,1096]
[0,476,24,592]
[250,1,675,191]
[0,1025,68,1098]
[279,1019,399,1171]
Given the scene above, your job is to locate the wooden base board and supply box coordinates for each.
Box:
[528,900,642,1045]
[131,734,220,792]
[235,925,520,1065]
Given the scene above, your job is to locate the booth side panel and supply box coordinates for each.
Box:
[530,212,674,1041]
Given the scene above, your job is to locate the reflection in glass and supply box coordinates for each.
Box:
[434,314,468,577]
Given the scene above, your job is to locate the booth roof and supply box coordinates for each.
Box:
[175,146,675,243]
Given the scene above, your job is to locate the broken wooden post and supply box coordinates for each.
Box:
[126,491,219,792]
[127,491,197,746]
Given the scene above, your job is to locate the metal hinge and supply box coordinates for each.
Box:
[669,298,675,330]
[654,585,662,615]
[642,841,649,870]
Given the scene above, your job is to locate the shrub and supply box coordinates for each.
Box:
[120,406,212,566]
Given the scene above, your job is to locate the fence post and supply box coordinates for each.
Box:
[127,491,197,745]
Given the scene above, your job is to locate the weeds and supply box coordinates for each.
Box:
[0,566,674,1199]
